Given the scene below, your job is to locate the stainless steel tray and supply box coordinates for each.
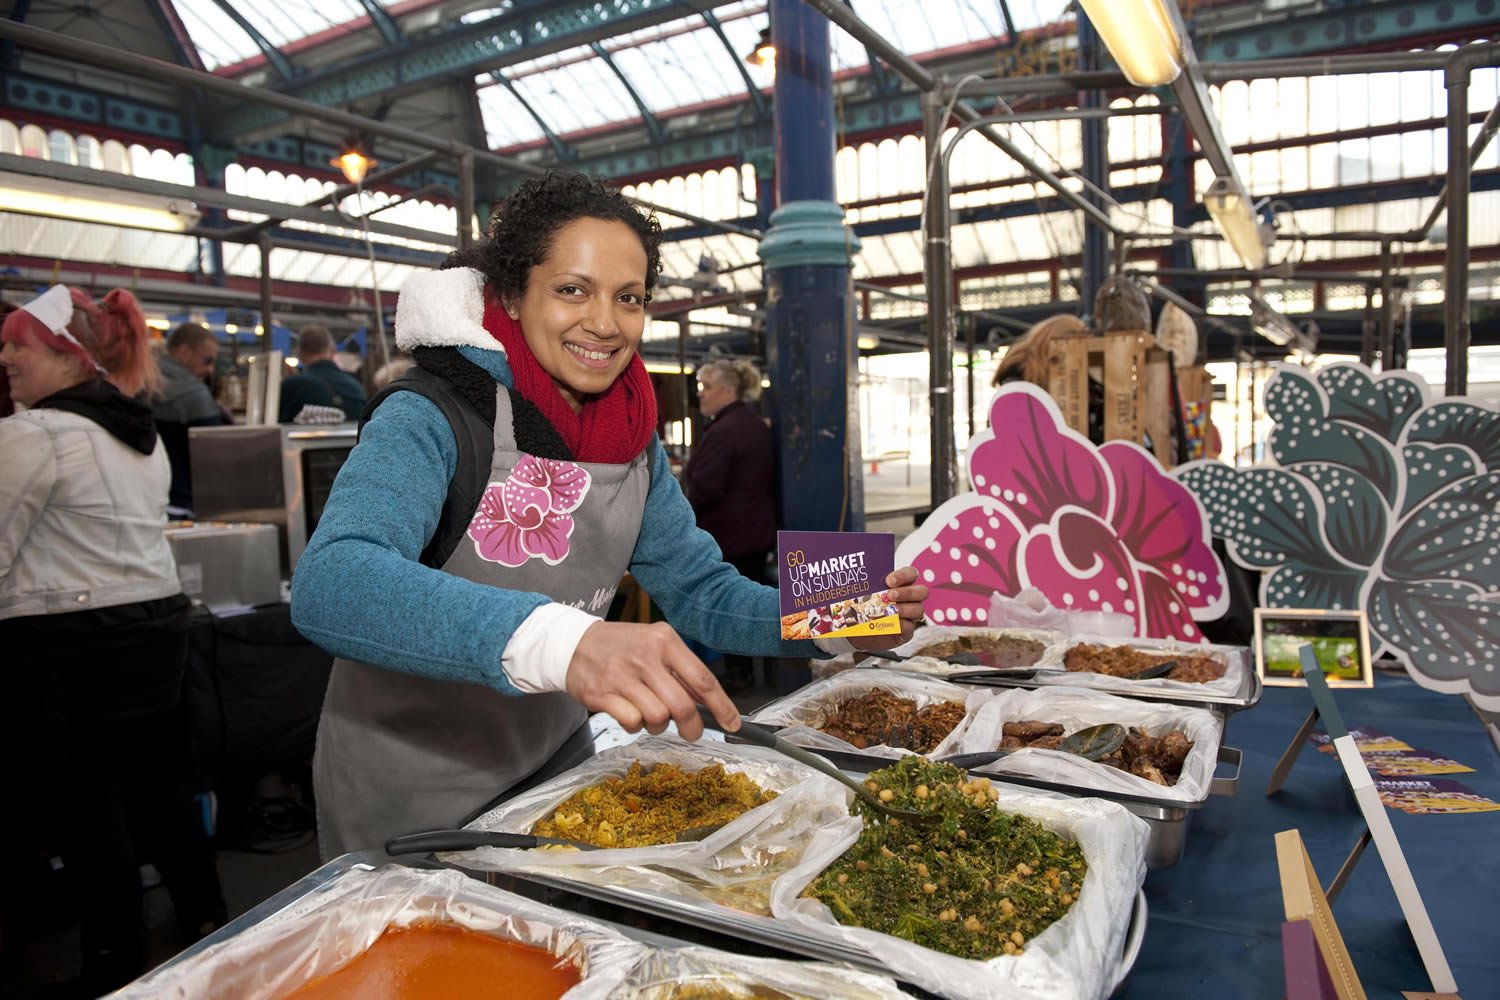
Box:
[750,740,1240,870]
[497,868,1148,997]
[929,665,1264,717]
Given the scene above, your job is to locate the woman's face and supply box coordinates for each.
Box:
[0,330,88,407]
[696,369,736,418]
[509,217,648,413]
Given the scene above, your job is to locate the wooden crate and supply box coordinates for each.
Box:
[1045,330,1174,467]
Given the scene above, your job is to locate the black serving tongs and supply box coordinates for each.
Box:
[1126,660,1177,681]
[385,821,728,857]
[940,722,1127,771]
[698,707,937,825]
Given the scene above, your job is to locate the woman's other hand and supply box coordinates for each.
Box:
[565,621,740,740]
[847,566,929,652]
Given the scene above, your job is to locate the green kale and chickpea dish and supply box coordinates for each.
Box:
[804,756,1086,961]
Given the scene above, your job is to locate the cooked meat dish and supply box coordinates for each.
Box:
[1063,642,1226,684]
[817,691,967,752]
[1000,720,1194,786]
[914,633,1046,669]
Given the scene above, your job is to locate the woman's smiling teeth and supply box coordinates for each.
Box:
[566,342,615,365]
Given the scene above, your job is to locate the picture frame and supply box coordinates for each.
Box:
[1254,608,1374,688]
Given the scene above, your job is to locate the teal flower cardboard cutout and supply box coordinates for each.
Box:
[1175,362,1500,710]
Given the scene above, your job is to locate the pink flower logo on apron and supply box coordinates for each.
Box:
[468,456,592,566]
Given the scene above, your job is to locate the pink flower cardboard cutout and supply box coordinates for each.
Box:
[468,456,593,567]
[895,383,1228,640]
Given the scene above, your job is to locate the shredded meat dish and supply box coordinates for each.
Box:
[1000,720,1194,785]
[1063,643,1226,684]
[817,691,967,752]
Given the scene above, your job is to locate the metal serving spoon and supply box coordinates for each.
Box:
[940,722,1128,771]
[697,707,937,825]
[384,822,727,856]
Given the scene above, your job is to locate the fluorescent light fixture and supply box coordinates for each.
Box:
[0,174,200,233]
[857,333,881,351]
[1203,176,1271,271]
[1249,289,1316,355]
[1077,0,1184,86]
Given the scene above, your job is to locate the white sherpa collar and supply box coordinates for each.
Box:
[393,267,504,354]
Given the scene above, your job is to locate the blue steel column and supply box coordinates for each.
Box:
[759,0,863,531]
[1077,11,1110,310]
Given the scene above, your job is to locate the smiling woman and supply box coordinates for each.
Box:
[287,170,935,859]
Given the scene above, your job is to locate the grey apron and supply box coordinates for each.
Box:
[313,387,650,858]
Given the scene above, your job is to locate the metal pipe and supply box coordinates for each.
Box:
[457,152,476,250]
[303,150,446,210]
[0,151,453,247]
[956,70,1130,98]
[1139,279,1241,337]
[923,87,957,508]
[799,0,1122,235]
[1200,49,1468,83]
[1360,279,1376,368]
[937,114,1119,235]
[1379,241,1396,370]
[1414,96,1500,239]
[1307,97,1500,244]
[257,235,274,352]
[956,48,1482,98]
[1445,67,1471,396]
[0,20,761,240]
[964,313,976,441]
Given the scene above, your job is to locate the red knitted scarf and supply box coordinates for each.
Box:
[481,292,657,464]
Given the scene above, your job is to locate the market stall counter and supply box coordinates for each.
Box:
[119,673,1494,998]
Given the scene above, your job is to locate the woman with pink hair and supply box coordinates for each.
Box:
[0,285,223,994]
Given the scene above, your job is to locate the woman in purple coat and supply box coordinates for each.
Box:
[684,359,776,690]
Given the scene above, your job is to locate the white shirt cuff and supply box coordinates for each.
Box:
[502,604,601,694]
[814,636,856,655]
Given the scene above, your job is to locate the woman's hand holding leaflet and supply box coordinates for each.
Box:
[846,566,930,652]
[566,621,740,741]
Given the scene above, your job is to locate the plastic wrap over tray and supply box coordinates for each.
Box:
[770,790,1150,1000]
[111,866,641,999]
[447,736,863,915]
[950,687,1223,803]
[747,670,986,759]
[620,944,909,999]
[1036,633,1248,699]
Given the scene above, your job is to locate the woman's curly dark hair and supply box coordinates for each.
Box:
[444,171,663,301]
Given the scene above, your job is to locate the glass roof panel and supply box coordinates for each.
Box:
[476,80,547,148]
[174,0,377,70]
[503,47,642,138]
[611,22,754,112]
[172,0,267,69]
[471,0,1067,143]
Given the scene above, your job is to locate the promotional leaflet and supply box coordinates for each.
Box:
[1374,777,1500,815]
[1308,726,1412,755]
[777,531,900,641]
[1308,726,1475,776]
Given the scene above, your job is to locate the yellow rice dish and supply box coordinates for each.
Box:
[531,762,777,848]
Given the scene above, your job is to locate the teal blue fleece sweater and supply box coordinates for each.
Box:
[289,346,815,695]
